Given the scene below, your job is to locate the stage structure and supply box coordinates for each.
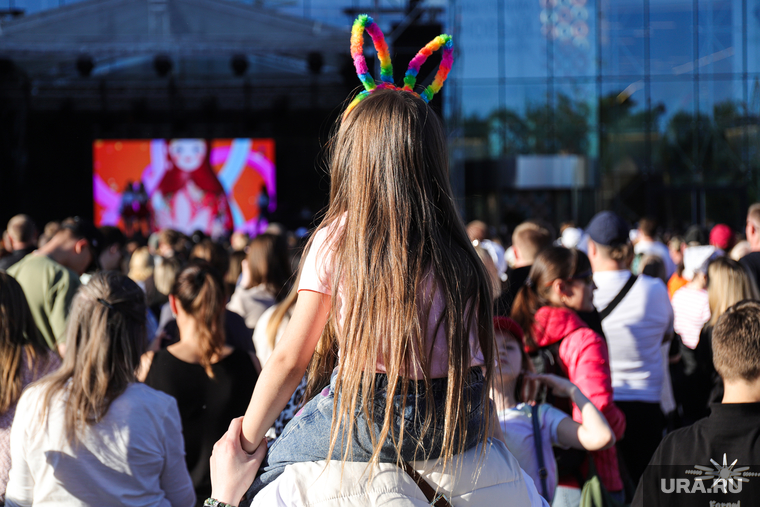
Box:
[0,0,351,231]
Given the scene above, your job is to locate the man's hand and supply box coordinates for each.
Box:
[210,417,267,506]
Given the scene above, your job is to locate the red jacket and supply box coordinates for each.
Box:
[530,305,627,493]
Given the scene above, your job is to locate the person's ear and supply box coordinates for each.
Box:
[74,238,88,255]
[587,240,596,259]
[551,278,569,297]
[169,294,180,318]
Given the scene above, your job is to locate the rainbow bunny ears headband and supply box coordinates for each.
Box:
[344,14,453,119]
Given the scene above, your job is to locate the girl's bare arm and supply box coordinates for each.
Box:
[530,373,616,452]
[240,290,331,453]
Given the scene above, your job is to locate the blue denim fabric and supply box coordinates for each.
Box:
[246,367,486,498]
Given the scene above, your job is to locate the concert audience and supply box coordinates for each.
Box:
[5,271,194,507]
[227,233,292,331]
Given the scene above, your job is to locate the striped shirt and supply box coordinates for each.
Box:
[671,286,710,349]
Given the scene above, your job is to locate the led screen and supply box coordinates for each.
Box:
[93,138,276,238]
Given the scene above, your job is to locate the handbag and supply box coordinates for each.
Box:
[579,455,629,507]
[530,403,549,500]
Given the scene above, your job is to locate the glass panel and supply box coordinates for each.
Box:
[552,82,598,156]
[599,80,649,212]
[649,0,695,76]
[502,0,550,78]
[749,0,760,73]
[697,0,741,76]
[750,76,760,202]
[460,0,501,79]
[460,83,501,161]
[651,80,698,223]
[549,0,597,78]
[601,0,646,77]
[698,78,749,224]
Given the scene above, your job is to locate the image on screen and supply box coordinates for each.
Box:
[93,138,276,239]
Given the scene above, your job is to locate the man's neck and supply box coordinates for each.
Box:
[591,259,626,273]
[639,234,655,243]
[723,378,760,403]
[12,243,33,252]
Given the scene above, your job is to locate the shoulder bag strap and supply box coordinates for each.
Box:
[599,275,638,321]
[531,403,549,500]
[401,461,453,507]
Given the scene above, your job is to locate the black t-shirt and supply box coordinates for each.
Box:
[144,348,258,506]
[740,251,760,291]
[0,247,34,272]
[633,402,760,506]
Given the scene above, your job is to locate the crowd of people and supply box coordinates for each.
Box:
[2,34,760,504]
[2,198,760,506]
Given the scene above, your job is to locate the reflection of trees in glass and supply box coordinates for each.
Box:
[656,101,752,189]
[462,89,759,201]
[463,93,590,156]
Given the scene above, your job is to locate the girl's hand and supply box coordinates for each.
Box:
[210,417,267,506]
[525,373,577,398]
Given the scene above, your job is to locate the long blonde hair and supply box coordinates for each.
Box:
[38,271,147,443]
[708,257,760,327]
[306,89,493,471]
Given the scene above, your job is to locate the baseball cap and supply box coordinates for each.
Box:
[709,224,734,251]
[494,316,525,343]
[585,211,631,247]
[62,217,105,260]
[683,245,721,281]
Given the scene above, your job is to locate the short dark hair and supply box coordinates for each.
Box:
[638,216,657,238]
[713,300,760,382]
[99,226,126,249]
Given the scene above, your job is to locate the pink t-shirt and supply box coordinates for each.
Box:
[298,222,484,379]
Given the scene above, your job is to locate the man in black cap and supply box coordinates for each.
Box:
[586,210,674,487]
[8,217,104,355]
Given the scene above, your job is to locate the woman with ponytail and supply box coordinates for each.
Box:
[510,246,625,506]
[140,262,258,507]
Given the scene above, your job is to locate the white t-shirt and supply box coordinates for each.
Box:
[498,403,568,504]
[634,240,676,279]
[671,286,711,349]
[593,271,674,403]
[6,383,195,507]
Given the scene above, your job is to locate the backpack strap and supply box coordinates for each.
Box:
[599,274,638,321]
[400,461,452,507]
[531,403,549,500]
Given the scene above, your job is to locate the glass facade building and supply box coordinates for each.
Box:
[1,0,758,230]
[448,0,760,230]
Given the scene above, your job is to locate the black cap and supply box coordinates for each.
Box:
[585,211,631,247]
[62,217,105,260]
